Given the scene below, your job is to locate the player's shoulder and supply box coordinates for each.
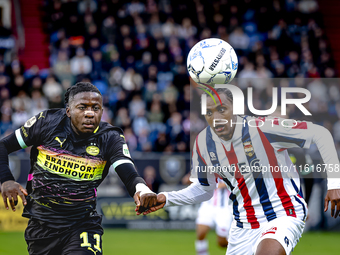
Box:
[41,108,66,120]
[96,122,125,140]
[245,115,312,134]
[196,126,209,143]
[28,108,66,128]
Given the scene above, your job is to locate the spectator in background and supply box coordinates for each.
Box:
[129,94,146,119]
[11,102,29,129]
[229,27,250,55]
[70,47,92,77]
[42,76,63,101]
[115,107,131,130]
[143,166,160,193]
[147,101,164,124]
[121,68,143,91]
[0,88,10,106]
[132,108,150,137]
[178,17,197,39]
[91,50,107,81]
[0,99,12,135]
[101,16,117,44]
[30,90,49,117]
[12,91,31,114]
[123,127,138,152]
[10,75,27,96]
[53,51,74,85]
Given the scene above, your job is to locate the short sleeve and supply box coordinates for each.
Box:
[15,111,48,149]
[106,130,135,171]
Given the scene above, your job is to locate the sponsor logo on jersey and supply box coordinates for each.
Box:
[209,151,217,161]
[288,208,295,215]
[55,137,66,147]
[261,226,277,237]
[24,116,37,128]
[243,141,255,157]
[86,146,100,156]
[123,144,131,158]
[37,146,106,181]
[38,112,45,119]
[284,236,290,247]
[87,247,99,255]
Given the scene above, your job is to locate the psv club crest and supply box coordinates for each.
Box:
[243,141,255,157]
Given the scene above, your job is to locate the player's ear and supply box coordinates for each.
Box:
[66,106,71,117]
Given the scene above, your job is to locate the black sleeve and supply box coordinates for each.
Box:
[1,131,22,153]
[0,132,24,183]
[0,112,47,183]
[115,163,146,197]
[14,110,48,149]
[106,129,146,197]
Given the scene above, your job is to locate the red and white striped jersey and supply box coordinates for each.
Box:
[191,115,309,229]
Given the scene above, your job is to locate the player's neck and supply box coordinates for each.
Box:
[70,123,92,138]
[220,129,235,141]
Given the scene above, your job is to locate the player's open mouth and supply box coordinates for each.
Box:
[214,125,225,132]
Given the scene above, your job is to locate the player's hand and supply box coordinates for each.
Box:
[1,180,28,211]
[134,191,157,215]
[324,189,340,218]
[142,193,166,215]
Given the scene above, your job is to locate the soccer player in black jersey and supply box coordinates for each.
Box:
[0,82,157,255]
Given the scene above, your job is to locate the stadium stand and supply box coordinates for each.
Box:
[0,0,338,156]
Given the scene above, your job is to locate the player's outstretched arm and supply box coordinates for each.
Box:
[139,182,215,215]
[0,133,28,211]
[324,189,340,218]
[114,163,157,214]
[310,124,340,218]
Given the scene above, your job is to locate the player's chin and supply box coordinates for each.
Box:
[81,124,97,132]
[81,127,95,133]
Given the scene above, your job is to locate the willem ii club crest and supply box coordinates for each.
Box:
[243,141,255,157]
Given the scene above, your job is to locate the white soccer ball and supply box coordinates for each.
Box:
[187,38,238,86]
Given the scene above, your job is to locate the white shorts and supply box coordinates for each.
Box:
[196,200,233,238]
[226,216,305,255]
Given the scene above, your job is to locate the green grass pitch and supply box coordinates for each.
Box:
[0,229,339,254]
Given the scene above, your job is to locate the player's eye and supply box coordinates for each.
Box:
[219,108,225,113]
[93,106,100,111]
[207,111,212,116]
[78,106,85,110]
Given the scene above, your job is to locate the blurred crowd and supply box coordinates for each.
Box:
[0,0,339,154]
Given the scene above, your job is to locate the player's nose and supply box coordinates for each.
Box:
[84,110,95,117]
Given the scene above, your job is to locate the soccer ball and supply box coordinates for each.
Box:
[187,38,238,86]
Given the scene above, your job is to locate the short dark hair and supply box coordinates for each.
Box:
[65,82,102,107]
[203,87,233,102]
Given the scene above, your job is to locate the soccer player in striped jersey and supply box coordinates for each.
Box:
[143,88,340,255]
